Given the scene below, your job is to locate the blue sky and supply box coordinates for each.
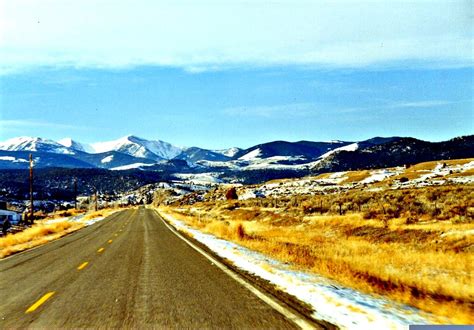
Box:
[0,0,472,149]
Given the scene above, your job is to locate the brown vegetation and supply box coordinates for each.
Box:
[0,207,120,259]
[162,184,474,324]
[0,221,83,258]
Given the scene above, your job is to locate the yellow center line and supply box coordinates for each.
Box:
[97,247,105,253]
[25,292,55,313]
[107,239,113,244]
[77,262,89,270]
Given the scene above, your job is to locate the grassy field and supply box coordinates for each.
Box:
[0,221,83,258]
[161,184,474,324]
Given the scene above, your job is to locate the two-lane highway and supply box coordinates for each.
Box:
[0,208,301,328]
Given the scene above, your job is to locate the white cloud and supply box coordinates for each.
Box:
[389,100,456,109]
[225,99,462,118]
[0,0,472,73]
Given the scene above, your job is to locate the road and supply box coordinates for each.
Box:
[0,207,302,328]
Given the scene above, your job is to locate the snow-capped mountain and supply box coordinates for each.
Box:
[58,138,94,153]
[232,140,351,160]
[0,135,472,185]
[312,136,474,173]
[90,135,182,160]
[318,142,359,160]
[0,137,75,155]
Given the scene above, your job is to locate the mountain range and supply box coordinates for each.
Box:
[0,135,473,183]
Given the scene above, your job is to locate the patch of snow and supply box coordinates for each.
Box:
[215,147,241,158]
[198,160,241,170]
[0,136,74,154]
[448,176,474,184]
[111,162,155,170]
[243,156,310,170]
[43,210,121,226]
[58,138,94,153]
[174,173,222,184]
[360,169,398,184]
[440,229,474,238]
[83,217,107,226]
[0,156,28,162]
[239,190,266,200]
[328,171,346,179]
[239,148,262,161]
[161,212,437,328]
[461,160,474,171]
[101,155,114,163]
[90,135,181,160]
[319,143,359,160]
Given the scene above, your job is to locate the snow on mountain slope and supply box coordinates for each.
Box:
[101,155,114,164]
[110,162,156,171]
[239,148,262,161]
[90,135,181,160]
[0,156,28,163]
[215,147,241,158]
[58,138,94,153]
[319,142,359,159]
[0,137,75,155]
[174,173,222,185]
[176,147,231,163]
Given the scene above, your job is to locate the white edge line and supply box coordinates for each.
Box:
[154,209,317,330]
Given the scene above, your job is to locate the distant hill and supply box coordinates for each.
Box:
[312,136,474,172]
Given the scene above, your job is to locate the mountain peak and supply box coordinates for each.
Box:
[90,135,181,160]
[58,138,93,153]
[58,137,74,147]
[0,136,74,154]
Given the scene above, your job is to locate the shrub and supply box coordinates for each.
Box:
[399,177,409,183]
[226,187,238,200]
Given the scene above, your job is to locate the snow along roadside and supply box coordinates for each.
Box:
[43,209,122,226]
[159,210,440,329]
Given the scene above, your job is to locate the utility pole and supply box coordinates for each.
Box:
[29,153,34,224]
[95,190,98,211]
[73,178,78,210]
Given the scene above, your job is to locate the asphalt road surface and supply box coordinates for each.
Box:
[0,207,302,328]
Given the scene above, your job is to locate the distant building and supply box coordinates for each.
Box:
[0,209,22,234]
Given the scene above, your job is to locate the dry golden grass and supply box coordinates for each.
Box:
[83,209,110,221]
[387,158,474,182]
[412,159,473,170]
[0,207,121,259]
[311,172,332,180]
[0,221,83,258]
[265,178,295,184]
[340,170,372,184]
[161,193,474,324]
[449,169,474,178]
[45,208,85,220]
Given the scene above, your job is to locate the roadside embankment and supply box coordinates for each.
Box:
[0,208,121,259]
[158,198,473,325]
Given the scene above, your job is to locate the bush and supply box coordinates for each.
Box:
[399,177,409,183]
[226,187,238,200]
